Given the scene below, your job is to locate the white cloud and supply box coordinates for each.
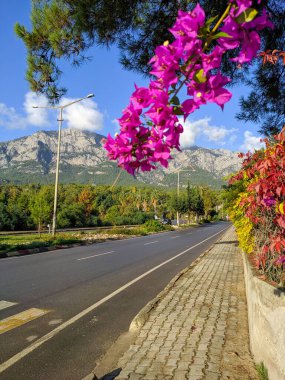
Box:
[178,117,237,149]
[0,92,104,132]
[0,103,27,129]
[179,118,201,149]
[203,124,235,142]
[60,97,104,131]
[0,91,50,130]
[241,131,264,152]
[24,91,50,127]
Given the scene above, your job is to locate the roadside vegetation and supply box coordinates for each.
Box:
[0,221,174,254]
[0,183,223,232]
[0,183,225,254]
[224,128,285,286]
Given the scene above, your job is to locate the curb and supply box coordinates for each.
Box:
[84,226,231,380]
[89,227,231,380]
[1,242,88,259]
[129,227,230,332]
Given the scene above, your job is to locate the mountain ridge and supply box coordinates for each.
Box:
[0,128,242,188]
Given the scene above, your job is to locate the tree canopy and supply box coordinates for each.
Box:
[15,0,284,135]
[0,183,221,231]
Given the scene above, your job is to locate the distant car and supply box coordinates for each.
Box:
[161,218,171,225]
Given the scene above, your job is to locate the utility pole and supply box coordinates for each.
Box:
[33,93,94,236]
[176,168,196,227]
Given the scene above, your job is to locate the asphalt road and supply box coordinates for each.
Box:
[0,222,230,380]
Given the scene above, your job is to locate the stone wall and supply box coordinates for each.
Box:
[242,252,285,380]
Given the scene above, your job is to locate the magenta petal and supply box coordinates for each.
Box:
[182,99,199,119]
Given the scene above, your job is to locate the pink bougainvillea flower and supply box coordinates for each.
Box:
[104,1,273,175]
[230,0,252,16]
[207,73,232,108]
[130,85,153,110]
[201,46,224,73]
[149,45,181,88]
[181,99,200,119]
[219,7,273,64]
[169,4,205,39]
[218,17,240,50]
[186,72,232,110]
[244,9,274,31]
[117,103,142,131]
[145,90,172,126]
[263,197,276,207]
[231,30,261,64]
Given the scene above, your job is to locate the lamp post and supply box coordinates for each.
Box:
[33,93,94,236]
[176,168,196,227]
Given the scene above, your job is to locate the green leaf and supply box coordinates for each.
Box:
[173,107,184,116]
[211,31,232,40]
[171,95,180,106]
[205,15,218,31]
[236,8,258,24]
[206,15,218,26]
[193,69,207,84]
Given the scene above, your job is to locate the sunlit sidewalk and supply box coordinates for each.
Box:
[114,227,257,380]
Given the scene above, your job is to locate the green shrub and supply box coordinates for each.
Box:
[52,237,80,245]
[143,220,165,232]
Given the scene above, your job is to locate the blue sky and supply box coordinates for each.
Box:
[0,0,265,153]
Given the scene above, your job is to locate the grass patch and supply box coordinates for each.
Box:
[0,224,174,254]
[0,232,82,253]
[104,223,173,236]
[256,362,269,380]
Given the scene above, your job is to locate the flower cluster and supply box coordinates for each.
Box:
[104,0,272,175]
[219,1,273,64]
[229,127,285,284]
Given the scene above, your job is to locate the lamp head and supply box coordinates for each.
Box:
[86,93,94,98]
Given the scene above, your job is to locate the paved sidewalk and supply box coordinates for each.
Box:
[108,227,257,380]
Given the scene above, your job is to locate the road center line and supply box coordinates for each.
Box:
[144,241,159,246]
[0,226,229,374]
[171,236,180,239]
[77,251,115,261]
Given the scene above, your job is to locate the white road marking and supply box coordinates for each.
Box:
[48,319,62,326]
[26,335,38,342]
[0,226,229,374]
[0,301,17,311]
[171,236,180,239]
[144,241,159,246]
[187,232,193,235]
[77,251,115,261]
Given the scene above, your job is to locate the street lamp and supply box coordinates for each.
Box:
[176,168,196,227]
[33,93,94,236]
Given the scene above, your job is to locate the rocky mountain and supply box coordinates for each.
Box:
[0,128,242,188]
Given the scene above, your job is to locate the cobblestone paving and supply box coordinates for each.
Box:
[115,227,258,380]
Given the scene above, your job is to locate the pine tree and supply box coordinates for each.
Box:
[15,0,284,134]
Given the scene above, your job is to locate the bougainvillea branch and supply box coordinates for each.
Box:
[104,0,273,175]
